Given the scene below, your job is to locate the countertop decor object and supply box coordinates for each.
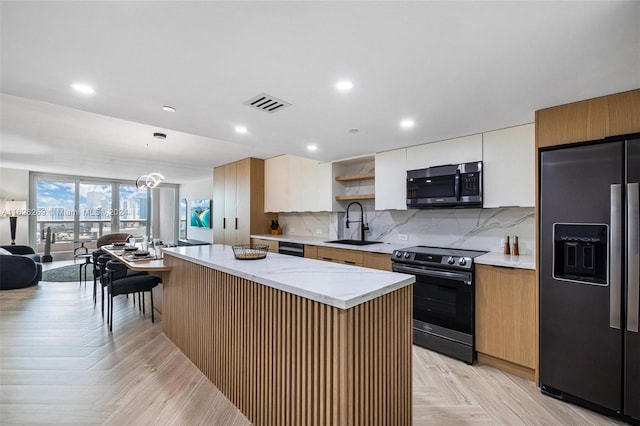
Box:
[232,244,268,260]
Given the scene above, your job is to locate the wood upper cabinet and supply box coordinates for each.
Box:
[406,134,483,171]
[375,148,407,211]
[607,89,640,137]
[213,158,275,245]
[536,88,640,148]
[475,264,536,379]
[482,124,535,208]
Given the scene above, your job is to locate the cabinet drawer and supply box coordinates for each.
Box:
[317,246,363,266]
[363,252,392,271]
[304,245,318,259]
[250,238,279,253]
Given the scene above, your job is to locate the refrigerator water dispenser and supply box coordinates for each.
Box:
[553,223,608,285]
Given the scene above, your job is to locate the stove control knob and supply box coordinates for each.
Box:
[404,252,411,259]
[459,257,467,266]
[447,256,455,265]
[394,250,401,258]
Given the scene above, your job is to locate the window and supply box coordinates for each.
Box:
[30,173,174,257]
[118,184,148,237]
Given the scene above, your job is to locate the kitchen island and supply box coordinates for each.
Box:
[162,245,415,426]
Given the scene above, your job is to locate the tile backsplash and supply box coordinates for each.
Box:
[277,204,535,254]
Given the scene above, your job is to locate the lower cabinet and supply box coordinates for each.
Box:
[303,245,318,259]
[363,252,392,271]
[250,238,278,253]
[316,246,363,266]
[311,246,392,271]
[475,264,537,381]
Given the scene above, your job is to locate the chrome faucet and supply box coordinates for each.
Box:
[345,201,369,241]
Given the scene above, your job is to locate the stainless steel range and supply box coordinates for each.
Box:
[391,246,487,364]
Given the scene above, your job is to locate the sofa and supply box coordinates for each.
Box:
[0,245,42,290]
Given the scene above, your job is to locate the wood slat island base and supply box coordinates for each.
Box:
[162,254,413,426]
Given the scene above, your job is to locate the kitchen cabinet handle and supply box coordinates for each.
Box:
[610,184,622,330]
[344,260,356,265]
[235,218,238,230]
[321,257,332,261]
[627,183,639,333]
[223,218,226,229]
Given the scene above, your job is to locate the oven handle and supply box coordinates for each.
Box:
[392,264,472,284]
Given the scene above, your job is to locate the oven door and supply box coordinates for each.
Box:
[392,262,475,363]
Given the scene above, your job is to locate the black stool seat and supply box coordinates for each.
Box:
[105,260,160,331]
[111,275,160,296]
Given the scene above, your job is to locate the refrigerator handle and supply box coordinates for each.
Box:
[611,184,622,330]
[628,183,639,333]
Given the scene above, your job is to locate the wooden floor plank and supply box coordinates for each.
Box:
[0,276,626,425]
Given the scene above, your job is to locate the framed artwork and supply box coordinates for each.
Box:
[190,199,211,228]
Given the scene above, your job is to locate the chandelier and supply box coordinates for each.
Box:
[136,132,166,189]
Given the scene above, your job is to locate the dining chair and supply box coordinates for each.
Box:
[105,260,160,331]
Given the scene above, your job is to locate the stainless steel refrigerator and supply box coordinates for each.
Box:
[540,137,639,423]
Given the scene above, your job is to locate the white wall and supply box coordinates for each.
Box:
[179,177,214,243]
[0,168,30,246]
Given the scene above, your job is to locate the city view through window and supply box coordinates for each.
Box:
[34,178,149,254]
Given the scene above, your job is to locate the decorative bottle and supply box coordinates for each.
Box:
[513,236,520,256]
[504,235,511,255]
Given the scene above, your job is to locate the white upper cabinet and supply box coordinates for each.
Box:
[482,124,535,207]
[316,162,335,212]
[265,154,327,212]
[375,148,407,210]
[405,134,483,171]
[264,155,290,212]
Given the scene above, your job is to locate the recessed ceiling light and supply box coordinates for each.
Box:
[234,126,248,134]
[348,129,359,134]
[400,119,415,129]
[307,144,318,152]
[336,81,353,91]
[71,83,95,95]
[153,132,167,139]
[162,105,176,112]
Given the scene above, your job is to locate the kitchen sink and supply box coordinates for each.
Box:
[325,239,383,246]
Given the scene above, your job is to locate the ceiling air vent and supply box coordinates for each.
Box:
[243,93,291,113]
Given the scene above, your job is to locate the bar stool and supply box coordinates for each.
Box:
[76,253,93,287]
[105,260,160,331]
[73,241,89,263]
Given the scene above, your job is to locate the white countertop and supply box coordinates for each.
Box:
[474,252,536,270]
[252,234,537,270]
[163,244,415,310]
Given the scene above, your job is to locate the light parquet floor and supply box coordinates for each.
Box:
[0,271,624,425]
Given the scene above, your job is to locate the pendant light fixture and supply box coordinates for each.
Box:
[136,132,166,189]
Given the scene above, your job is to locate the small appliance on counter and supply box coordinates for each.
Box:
[391,245,487,364]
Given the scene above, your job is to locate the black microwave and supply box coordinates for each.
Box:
[406,161,483,208]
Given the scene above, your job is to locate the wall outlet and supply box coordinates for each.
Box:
[315,229,323,235]
[290,227,294,233]
[398,233,408,241]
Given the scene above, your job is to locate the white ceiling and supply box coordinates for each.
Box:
[1,1,639,183]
